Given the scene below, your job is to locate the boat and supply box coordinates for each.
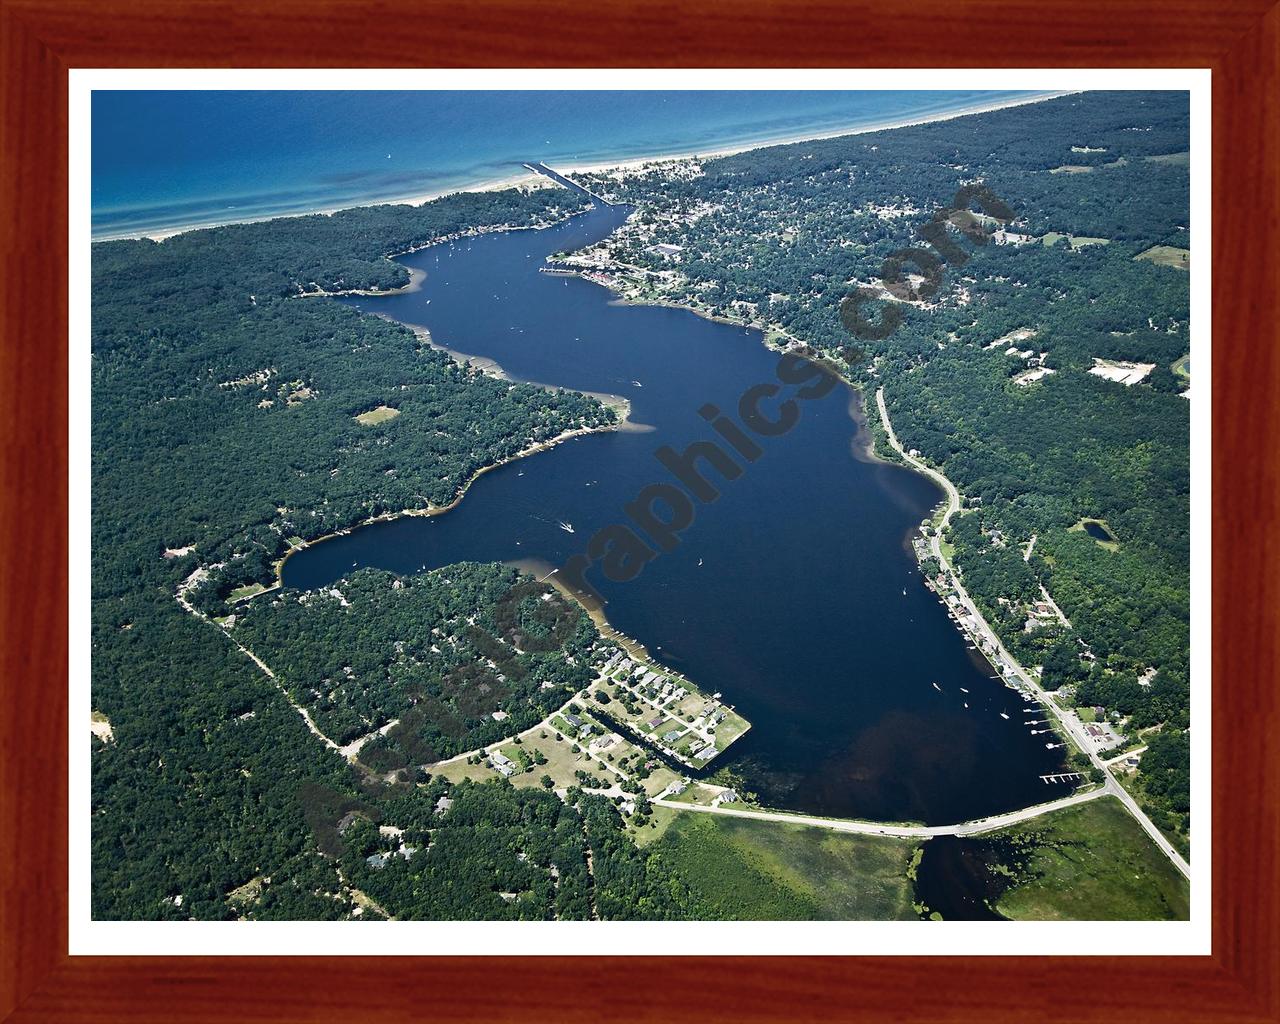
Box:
[931,682,942,692]
[960,688,968,693]
[999,712,1010,719]
[697,558,703,566]
[902,588,907,595]
[559,521,575,534]
[631,380,643,387]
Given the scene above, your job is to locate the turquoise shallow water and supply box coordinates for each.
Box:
[91,89,1035,239]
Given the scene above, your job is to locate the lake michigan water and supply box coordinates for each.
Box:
[280,203,1071,826]
[90,89,1036,239]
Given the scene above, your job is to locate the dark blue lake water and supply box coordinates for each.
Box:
[282,204,1069,825]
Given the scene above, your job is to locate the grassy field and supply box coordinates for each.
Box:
[1049,165,1094,174]
[656,812,918,920]
[1136,245,1190,270]
[1145,151,1190,166]
[228,581,271,602]
[1171,354,1191,380]
[1040,232,1110,249]
[354,405,402,426]
[993,797,1189,921]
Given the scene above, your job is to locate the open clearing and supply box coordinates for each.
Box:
[354,405,402,426]
[1146,151,1190,166]
[1135,245,1190,270]
[1088,358,1156,386]
[993,797,1190,920]
[1040,232,1110,249]
[1049,165,1094,174]
[656,811,919,920]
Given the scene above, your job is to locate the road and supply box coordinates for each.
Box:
[875,388,1190,880]
[655,785,1109,838]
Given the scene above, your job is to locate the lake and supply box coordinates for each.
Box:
[282,202,1069,826]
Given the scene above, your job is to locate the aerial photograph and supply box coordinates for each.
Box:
[90,87,1193,923]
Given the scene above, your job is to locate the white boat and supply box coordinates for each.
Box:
[960,688,968,693]
[698,558,703,566]
[931,682,942,692]
[1000,712,1010,719]
[559,521,575,534]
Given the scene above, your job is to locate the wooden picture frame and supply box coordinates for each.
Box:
[1,1,1275,1020]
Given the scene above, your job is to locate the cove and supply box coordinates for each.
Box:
[282,203,1069,825]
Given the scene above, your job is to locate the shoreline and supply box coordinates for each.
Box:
[275,409,631,582]
[96,92,1072,244]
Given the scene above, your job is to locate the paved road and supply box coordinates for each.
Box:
[655,785,1109,838]
[876,389,1191,881]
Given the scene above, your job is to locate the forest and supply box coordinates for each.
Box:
[90,186,617,919]
[232,565,597,763]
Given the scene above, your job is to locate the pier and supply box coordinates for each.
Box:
[523,162,614,205]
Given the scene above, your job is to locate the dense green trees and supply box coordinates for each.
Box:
[90,186,620,920]
[234,565,596,759]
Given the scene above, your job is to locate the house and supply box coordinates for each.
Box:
[336,811,362,835]
[648,243,684,258]
[365,852,391,870]
[647,715,666,730]
[490,751,515,770]
[564,714,583,730]
[434,796,453,814]
[661,729,683,744]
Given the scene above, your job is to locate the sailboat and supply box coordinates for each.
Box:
[558,521,575,534]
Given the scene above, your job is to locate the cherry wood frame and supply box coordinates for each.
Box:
[2,1,1276,1020]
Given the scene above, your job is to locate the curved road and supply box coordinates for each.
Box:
[656,785,1109,838]
[876,388,1190,880]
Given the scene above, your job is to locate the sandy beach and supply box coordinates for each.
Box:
[102,91,1072,243]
